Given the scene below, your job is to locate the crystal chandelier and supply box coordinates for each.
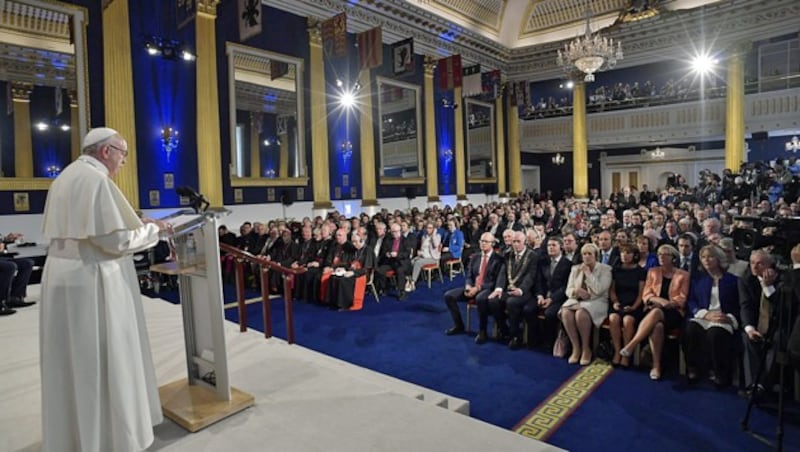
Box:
[552,152,565,165]
[786,136,800,153]
[556,9,623,83]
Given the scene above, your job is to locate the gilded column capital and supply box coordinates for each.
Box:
[725,41,752,58]
[307,19,322,46]
[196,0,220,17]
[10,81,33,101]
[423,56,437,76]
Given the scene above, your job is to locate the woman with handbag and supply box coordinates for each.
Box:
[620,244,690,380]
[560,243,613,365]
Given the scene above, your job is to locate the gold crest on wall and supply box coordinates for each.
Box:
[13,193,29,212]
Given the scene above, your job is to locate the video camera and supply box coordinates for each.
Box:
[732,215,800,264]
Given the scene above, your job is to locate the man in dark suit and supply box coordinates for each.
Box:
[786,244,800,370]
[494,231,539,349]
[597,230,620,268]
[739,249,782,389]
[524,236,573,347]
[676,233,700,279]
[562,232,582,265]
[0,233,35,314]
[658,220,681,248]
[443,232,504,337]
[376,223,413,300]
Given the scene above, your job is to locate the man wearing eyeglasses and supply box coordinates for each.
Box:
[40,128,170,452]
[443,232,503,338]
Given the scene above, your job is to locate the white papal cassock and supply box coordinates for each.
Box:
[40,155,163,452]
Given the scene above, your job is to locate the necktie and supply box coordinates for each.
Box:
[551,258,557,276]
[681,258,689,271]
[757,291,770,335]
[475,253,489,288]
[602,252,609,264]
[392,238,400,253]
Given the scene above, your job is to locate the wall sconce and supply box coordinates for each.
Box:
[46,165,61,178]
[144,35,196,61]
[340,141,353,161]
[264,168,276,178]
[161,126,179,162]
[441,98,458,109]
[552,152,565,165]
[651,147,665,159]
[442,148,453,163]
[263,138,280,147]
[786,136,800,153]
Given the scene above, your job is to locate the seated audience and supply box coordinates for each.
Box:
[443,232,503,337]
[0,233,35,313]
[684,244,740,387]
[328,232,373,311]
[608,244,646,367]
[376,223,413,300]
[527,236,572,348]
[560,243,613,365]
[486,231,538,349]
[409,222,441,292]
[620,244,690,380]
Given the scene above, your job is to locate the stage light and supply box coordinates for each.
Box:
[60,124,70,131]
[35,122,49,131]
[340,91,355,108]
[691,53,718,74]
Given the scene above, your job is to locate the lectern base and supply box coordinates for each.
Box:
[159,379,255,432]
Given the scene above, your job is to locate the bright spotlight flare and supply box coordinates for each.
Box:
[691,53,718,74]
[336,78,361,108]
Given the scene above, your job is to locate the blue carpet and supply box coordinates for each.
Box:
[145,278,800,451]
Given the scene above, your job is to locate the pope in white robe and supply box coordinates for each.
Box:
[40,128,167,452]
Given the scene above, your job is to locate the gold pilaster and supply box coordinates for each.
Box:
[68,90,80,161]
[725,47,747,171]
[195,0,223,206]
[572,81,588,198]
[358,69,378,206]
[249,113,261,177]
[102,0,139,207]
[506,97,521,197]
[308,20,332,210]
[278,131,289,178]
[454,85,466,200]
[494,94,506,197]
[10,82,33,178]
[423,57,440,203]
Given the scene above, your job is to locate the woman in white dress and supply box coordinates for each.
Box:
[560,243,613,365]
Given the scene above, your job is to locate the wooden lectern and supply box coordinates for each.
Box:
[151,208,254,432]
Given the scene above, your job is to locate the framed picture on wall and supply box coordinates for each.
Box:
[163,173,174,189]
[296,187,304,201]
[234,188,243,203]
[267,188,275,202]
[149,190,160,207]
[392,38,414,76]
[13,192,29,212]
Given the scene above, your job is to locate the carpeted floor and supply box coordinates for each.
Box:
[145,275,800,451]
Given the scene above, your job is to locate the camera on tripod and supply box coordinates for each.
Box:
[731,216,800,264]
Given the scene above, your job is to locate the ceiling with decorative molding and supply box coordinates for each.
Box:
[270,0,800,81]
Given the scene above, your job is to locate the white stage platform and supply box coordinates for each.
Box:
[1,286,560,452]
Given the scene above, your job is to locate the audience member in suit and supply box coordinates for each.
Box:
[237,222,257,253]
[443,232,504,336]
[498,229,515,257]
[620,244,690,381]
[462,218,482,266]
[676,233,701,278]
[376,223,413,300]
[658,221,681,248]
[719,238,748,278]
[597,230,620,267]
[485,231,537,348]
[503,211,525,232]
[560,243,613,365]
[485,213,503,242]
[328,232,374,311]
[264,228,300,293]
[562,232,582,265]
[739,248,782,389]
[608,244,646,368]
[786,244,800,370]
[0,236,35,314]
[683,244,741,387]
[368,221,388,264]
[524,236,572,348]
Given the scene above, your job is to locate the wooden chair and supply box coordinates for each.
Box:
[445,258,463,280]
[422,263,442,288]
[365,269,381,303]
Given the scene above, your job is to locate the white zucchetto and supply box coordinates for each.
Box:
[81,127,119,149]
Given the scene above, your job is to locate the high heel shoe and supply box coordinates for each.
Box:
[649,368,662,381]
[619,348,632,358]
[580,354,592,366]
[568,353,580,364]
